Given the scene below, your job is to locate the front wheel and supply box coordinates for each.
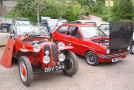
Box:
[63,51,78,76]
[86,51,99,66]
[18,56,33,86]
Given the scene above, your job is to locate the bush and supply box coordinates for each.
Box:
[5,0,82,23]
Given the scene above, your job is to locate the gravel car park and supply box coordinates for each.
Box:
[0,47,134,90]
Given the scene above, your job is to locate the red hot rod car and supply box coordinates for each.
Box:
[0,22,78,86]
[52,22,133,65]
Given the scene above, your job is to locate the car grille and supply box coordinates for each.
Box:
[52,45,58,60]
[44,45,51,57]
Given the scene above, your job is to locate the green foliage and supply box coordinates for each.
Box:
[5,0,134,23]
[5,0,83,23]
[110,0,134,21]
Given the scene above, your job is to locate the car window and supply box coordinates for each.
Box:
[68,26,81,38]
[57,26,68,34]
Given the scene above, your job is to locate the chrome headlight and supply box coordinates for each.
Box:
[45,50,50,56]
[106,49,110,54]
[59,53,65,62]
[43,56,51,64]
[33,43,41,52]
[58,42,65,50]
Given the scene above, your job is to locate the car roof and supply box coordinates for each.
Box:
[15,18,29,21]
[73,20,96,23]
[62,24,96,27]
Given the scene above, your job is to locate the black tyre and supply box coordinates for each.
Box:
[130,42,134,54]
[86,51,99,66]
[63,51,78,76]
[18,56,33,86]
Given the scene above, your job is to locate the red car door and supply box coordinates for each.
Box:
[65,26,83,54]
[53,25,69,45]
[0,37,15,68]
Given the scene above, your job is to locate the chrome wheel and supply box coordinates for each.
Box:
[86,51,99,66]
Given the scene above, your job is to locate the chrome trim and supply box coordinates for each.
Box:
[98,52,128,59]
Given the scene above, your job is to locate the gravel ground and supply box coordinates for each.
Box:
[0,47,134,90]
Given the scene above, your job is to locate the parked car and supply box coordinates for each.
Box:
[98,24,110,36]
[72,20,96,26]
[41,18,67,34]
[0,20,3,30]
[52,22,133,66]
[0,18,12,32]
[130,31,134,54]
[0,23,78,86]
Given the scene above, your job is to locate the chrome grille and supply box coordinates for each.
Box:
[44,45,51,57]
[52,45,58,60]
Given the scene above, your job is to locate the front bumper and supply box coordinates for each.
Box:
[97,51,129,62]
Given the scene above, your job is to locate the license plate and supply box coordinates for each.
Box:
[112,58,122,62]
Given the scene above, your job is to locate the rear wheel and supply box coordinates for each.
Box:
[18,56,33,86]
[63,51,78,76]
[86,51,99,66]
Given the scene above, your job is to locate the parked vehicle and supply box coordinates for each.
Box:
[98,24,110,36]
[129,31,134,54]
[41,18,67,34]
[72,20,96,26]
[0,23,78,86]
[52,22,133,66]
[0,18,12,32]
[0,20,3,30]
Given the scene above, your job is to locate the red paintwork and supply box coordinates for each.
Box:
[53,24,128,62]
[22,66,26,77]
[0,38,15,68]
[0,21,3,24]
[1,34,69,69]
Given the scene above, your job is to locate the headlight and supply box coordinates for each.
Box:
[106,49,110,54]
[33,43,41,52]
[58,42,65,50]
[45,50,50,56]
[59,53,65,62]
[43,56,51,64]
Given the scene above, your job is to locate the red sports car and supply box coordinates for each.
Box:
[0,23,78,86]
[53,22,133,65]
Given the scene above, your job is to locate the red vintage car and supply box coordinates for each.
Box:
[0,23,78,86]
[52,22,133,65]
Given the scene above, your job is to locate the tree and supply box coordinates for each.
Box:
[112,0,134,21]
[0,0,3,8]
